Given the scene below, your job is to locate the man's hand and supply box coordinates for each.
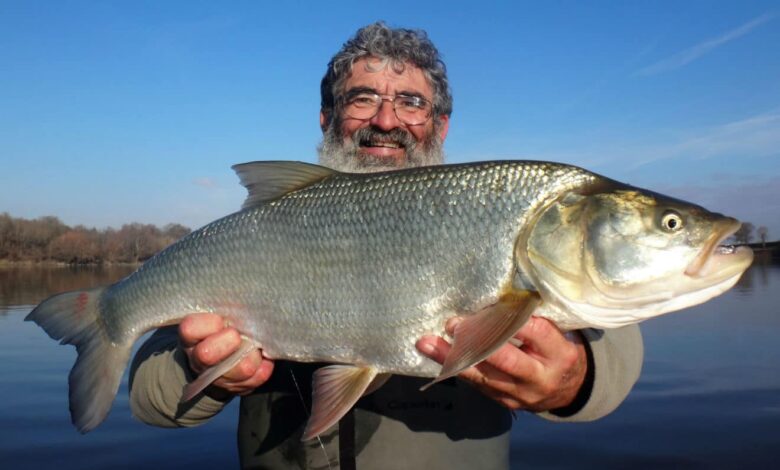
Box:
[179,313,274,398]
[416,316,588,412]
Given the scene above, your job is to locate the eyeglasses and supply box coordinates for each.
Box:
[340,91,433,125]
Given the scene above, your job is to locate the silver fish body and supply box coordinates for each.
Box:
[27,160,753,438]
[106,161,591,375]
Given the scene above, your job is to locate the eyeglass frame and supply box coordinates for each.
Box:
[337,88,435,126]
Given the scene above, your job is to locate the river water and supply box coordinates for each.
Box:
[1,261,778,469]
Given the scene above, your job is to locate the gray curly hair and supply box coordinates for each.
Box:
[320,22,453,125]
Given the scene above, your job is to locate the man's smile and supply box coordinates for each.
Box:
[360,138,404,149]
[350,127,416,160]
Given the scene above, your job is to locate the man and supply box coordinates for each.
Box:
[129,22,643,469]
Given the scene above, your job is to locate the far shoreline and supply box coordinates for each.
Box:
[3,241,778,268]
[0,260,143,268]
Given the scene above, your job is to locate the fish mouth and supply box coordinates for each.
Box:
[685,218,754,279]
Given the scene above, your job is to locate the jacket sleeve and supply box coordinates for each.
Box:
[129,325,643,427]
[128,327,232,428]
[540,325,643,422]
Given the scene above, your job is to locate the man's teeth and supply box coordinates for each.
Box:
[364,141,401,148]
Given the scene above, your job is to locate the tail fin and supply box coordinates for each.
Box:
[25,287,131,433]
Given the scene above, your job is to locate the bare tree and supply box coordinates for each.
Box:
[0,212,12,258]
[0,214,190,264]
[733,222,755,245]
[117,223,165,262]
[757,226,768,248]
[163,223,191,244]
[49,230,99,263]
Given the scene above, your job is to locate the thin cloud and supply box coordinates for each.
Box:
[629,111,780,168]
[544,111,780,171]
[636,13,774,76]
[193,177,218,189]
[493,109,780,172]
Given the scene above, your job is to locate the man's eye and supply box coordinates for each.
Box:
[397,96,425,109]
[350,95,378,106]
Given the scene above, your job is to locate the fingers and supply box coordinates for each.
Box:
[213,346,261,382]
[439,316,543,378]
[418,316,588,412]
[417,334,537,392]
[418,335,528,408]
[513,316,576,362]
[416,335,451,364]
[452,344,545,407]
[178,313,274,396]
[212,350,275,395]
[187,327,242,373]
[478,341,543,379]
[179,313,227,347]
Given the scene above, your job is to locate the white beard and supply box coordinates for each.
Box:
[317,122,444,173]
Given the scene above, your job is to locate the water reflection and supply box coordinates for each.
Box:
[0,265,135,308]
[0,264,239,469]
[1,260,778,468]
[511,259,780,469]
[734,252,774,293]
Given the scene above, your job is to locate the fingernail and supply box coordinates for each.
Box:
[445,317,463,334]
[419,342,437,355]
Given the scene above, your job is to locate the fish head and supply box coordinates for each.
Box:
[524,187,754,329]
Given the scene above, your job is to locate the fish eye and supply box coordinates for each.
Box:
[660,210,684,232]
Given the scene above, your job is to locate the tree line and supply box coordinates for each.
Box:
[732,222,770,246]
[0,212,190,264]
[0,211,771,264]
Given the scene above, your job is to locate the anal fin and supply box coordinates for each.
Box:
[421,290,540,390]
[301,365,378,441]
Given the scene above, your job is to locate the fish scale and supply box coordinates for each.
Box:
[105,162,586,371]
[27,159,752,438]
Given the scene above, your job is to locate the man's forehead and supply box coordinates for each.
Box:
[344,56,432,96]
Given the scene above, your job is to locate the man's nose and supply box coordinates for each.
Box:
[369,100,402,131]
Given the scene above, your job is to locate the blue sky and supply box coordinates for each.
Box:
[2,1,779,239]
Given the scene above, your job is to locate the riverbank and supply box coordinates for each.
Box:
[3,240,778,267]
[748,240,780,261]
[0,260,143,268]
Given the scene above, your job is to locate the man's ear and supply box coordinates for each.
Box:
[320,110,330,132]
[437,114,450,142]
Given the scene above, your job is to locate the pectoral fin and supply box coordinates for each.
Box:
[421,290,540,390]
[181,337,258,402]
[301,365,378,441]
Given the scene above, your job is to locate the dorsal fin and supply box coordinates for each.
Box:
[231,161,339,209]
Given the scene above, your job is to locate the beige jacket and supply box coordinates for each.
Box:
[129,325,642,469]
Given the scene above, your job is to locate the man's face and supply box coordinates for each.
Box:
[319,57,449,172]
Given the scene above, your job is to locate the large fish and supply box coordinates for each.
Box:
[27,160,753,440]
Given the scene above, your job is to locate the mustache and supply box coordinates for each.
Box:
[317,116,445,173]
[352,127,417,149]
